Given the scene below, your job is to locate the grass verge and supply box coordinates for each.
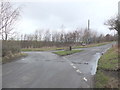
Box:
[73,42,111,49]
[98,47,118,70]
[95,46,119,88]
[21,47,64,51]
[2,53,27,64]
[53,50,82,56]
[21,42,111,52]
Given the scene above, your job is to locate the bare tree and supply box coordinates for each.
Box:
[38,29,43,41]
[104,15,120,47]
[43,29,51,42]
[82,28,91,44]
[104,16,120,31]
[51,32,55,42]
[23,34,27,41]
[0,2,21,40]
[34,30,39,41]
[60,31,65,43]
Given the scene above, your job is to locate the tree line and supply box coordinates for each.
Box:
[18,28,116,48]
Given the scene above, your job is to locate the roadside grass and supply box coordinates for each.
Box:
[98,47,118,70]
[21,47,64,51]
[73,42,111,49]
[95,70,109,88]
[95,46,119,88]
[53,50,82,56]
[2,53,27,64]
[21,42,111,52]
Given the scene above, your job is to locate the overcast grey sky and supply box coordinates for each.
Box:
[14,0,119,35]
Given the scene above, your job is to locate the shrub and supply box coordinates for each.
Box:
[2,41,21,57]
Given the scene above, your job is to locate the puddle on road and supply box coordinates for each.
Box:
[91,47,111,75]
[91,53,101,75]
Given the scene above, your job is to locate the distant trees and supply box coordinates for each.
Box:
[0,2,21,40]
[43,29,51,42]
[19,28,115,48]
[82,29,91,44]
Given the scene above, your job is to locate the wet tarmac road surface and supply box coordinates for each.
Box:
[2,43,114,88]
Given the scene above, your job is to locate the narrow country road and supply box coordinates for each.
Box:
[2,43,114,88]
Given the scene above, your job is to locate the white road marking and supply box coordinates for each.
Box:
[76,69,81,73]
[22,59,24,60]
[73,66,76,69]
[63,57,71,63]
[63,57,83,75]
[83,77,87,81]
[70,63,74,66]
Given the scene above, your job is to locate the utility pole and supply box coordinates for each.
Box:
[88,19,90,30]
[87,19,90,44]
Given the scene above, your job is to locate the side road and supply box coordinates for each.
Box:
[2,43,114,88]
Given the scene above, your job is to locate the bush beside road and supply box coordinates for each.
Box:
[2,41,27,64]
[2,53,27,64]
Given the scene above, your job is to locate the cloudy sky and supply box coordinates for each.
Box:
[13,0,119,35]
